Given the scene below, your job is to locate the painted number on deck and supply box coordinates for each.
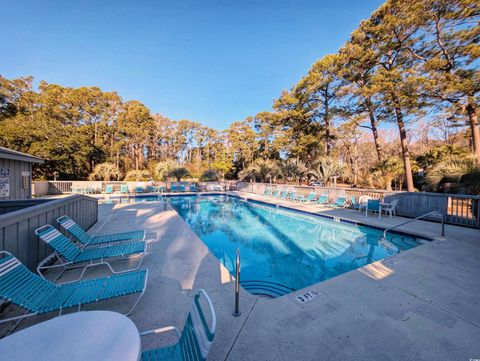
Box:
[295,289,320,304]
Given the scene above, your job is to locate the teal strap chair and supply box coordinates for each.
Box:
[141,289,216,361]
[329,196,347,208]
[365,199,382,218]
[147,185,158,193]
[263,188,272,196]
[316,194,329,205]
[190,184,197,192]
[279,190,288,199]
[135,186,144,194]
[179,184,186,192]
[171,184,179,192]
[0,252,148,326]
[287,191,297,201]
[35,225,147,280]
[105,184,114,194]
[120,183,129,194]
[297,192,316,203]
[57,215,146,246]
[271,189,280,198]
[351,196,360,210]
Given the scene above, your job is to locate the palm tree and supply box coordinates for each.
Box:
[308,156,343,186]
[153,159,177,181]
[371,157,404,191]
[89,162,121,181]
[167,167,190,182]
[279,159,307,184]
[239,158,280,183]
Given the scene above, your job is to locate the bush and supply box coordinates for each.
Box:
[200,169,220,181]
[124,169,152,181]
[89,162,121,181]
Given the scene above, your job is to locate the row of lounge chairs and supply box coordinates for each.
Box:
[0,215,217,360]
[261,188,399,217]
[262,188,347,207]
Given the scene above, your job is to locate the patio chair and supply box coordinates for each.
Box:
[382,199,399,217]
[171,184,179,192]
[350,196,360,210]
[179,184,186,192]
[263,188,272,196]
[297,191,316,203]
[358,195,372,211]
[329,196,346,208]
[287,191,298,201]
[140,289,216,361]
[316,194,329,205]
[279,190,289,200]
[57,215,146,246]
[35,225,147,280]
[190,184,197,192]
[105,184,114,194]
[120,184,129,194]
[147,185,158,193]
[0,251,148,326]
[365,199,381,219]
[271,189,280,198]
[135,186,144,194]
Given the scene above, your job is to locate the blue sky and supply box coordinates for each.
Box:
[2,0,384,129]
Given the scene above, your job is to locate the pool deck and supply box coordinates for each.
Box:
[3,191,480,360]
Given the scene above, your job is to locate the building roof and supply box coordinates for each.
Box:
[0,146,44,164]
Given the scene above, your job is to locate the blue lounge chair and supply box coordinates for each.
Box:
[120,184,129,194]
[57,215,146,246]
[35,225,147,279]
[179,184,186,192]
[287,191,297,201]
[271,189,280,198]
[365,199,381,218]
[279,190,289,199]
[297,192,316,203]
[316,194,329,205]
[135,186,144,194]
[329,196,347,208]
[0,251,148,325]
[171,184,179,192]
[140,289,216,361]
[190,184,197,192]
[263,188,272,196]
[105,184,114,194]
[147,185,158,193]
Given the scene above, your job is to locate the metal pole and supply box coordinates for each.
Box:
[441,213,445,237]
[233,248,241,317]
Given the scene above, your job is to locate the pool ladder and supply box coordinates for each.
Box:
[382,211,445,240]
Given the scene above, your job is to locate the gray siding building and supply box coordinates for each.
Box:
[0,147,44,200]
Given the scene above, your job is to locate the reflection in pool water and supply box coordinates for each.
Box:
[170,195,422,297]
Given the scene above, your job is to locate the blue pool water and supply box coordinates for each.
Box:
[170,195,423,298]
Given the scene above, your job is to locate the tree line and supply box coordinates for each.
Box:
[0,0,478,193]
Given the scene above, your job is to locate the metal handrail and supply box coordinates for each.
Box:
[233,248,241,317]
[383,211,445,239]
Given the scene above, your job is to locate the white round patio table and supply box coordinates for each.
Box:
[0,311,141,361]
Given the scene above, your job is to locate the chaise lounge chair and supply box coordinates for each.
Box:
[316,194,329,205]
[171,184,179,192]
[179,184,186,192]
[297,191,316,204]
[105,184,114,194]
[0,251,148,326]
[57,215,146,246]
[263,188,272,196]
[329,196,347,208]
[35,225,147,279]
[190,184,197,192]
[140,289,216,361]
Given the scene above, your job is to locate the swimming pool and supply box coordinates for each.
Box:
[170,195,424,298]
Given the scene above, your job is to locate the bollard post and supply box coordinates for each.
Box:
[233,248,241,317]
[441,213,445,237]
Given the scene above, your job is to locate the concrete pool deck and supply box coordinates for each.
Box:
[2,192,480,360]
